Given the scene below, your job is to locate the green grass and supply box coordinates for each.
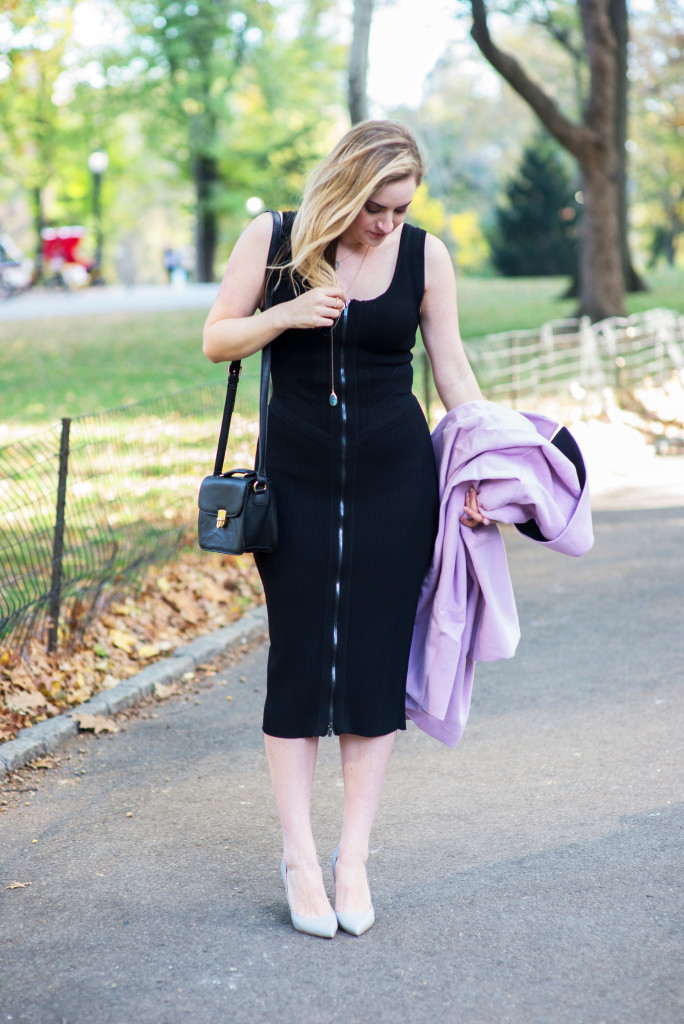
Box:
[1,265,682,435]
[0,309,219,430]
[455,264,684,339]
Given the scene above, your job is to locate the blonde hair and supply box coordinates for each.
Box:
[285,120,425,290]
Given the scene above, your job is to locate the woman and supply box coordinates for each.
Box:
[203,121,484,938]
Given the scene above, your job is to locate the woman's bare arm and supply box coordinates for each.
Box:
[202,212,345,363]
[419,233,481,410]
[421,234,493,527]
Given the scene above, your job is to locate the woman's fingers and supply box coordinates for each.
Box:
[287,287,346,329]
[460,486,493,528]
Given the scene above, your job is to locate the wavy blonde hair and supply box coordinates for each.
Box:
[284,120,425,290]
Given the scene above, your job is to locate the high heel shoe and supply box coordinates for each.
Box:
[332,847,375,936]
[280,860,337,939]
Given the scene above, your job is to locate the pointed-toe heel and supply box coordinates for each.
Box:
[280,860,337,939]
[332,847,375,937]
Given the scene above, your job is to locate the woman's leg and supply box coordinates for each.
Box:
[264,734,334,919]
[335,731,396,912]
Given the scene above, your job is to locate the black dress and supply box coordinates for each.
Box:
[255,213,439,738]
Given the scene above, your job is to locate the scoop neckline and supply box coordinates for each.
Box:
[348,224,408,305]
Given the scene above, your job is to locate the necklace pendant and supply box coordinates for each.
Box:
[329,391,338,407]
[334,261,340,269]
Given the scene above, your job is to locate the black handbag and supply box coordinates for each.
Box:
[197,211,281,555]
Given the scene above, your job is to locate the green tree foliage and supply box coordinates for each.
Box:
[111,0,343,279]
[0,1,77,260]
[489,135,579,276]
[629,0,684,267]
[0,0,344,282]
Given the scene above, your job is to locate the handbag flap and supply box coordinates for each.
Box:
[198,473,253,517]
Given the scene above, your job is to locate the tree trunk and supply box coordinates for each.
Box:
[194,152,218,283]
[609,0,647,292]
[469,0,626,320]
[579,158,624,320]
[348,0,374,124]
[31,185,44,272]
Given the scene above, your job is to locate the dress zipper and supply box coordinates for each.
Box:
[328,301,349,735]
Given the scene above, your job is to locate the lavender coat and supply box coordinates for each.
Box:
[405,400,594,747]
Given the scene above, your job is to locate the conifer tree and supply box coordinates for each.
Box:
[489,136,579,277]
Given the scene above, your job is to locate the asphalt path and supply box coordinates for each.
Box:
[1,498,683,1023]
[0,283,219,321]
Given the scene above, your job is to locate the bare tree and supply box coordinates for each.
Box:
[349,0,374,124]
[470,0,625,321]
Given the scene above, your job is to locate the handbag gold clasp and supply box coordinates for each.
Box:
[216,508,227,528]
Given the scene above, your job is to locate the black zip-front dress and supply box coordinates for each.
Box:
[255,213,439,738]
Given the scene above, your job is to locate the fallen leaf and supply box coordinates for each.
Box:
[200,581,232,604]
[4,881,31,890]
[7,692,49,712]
[161,592,201,625]
[110,603,131,616]
[136,644,161,660]
[70,713,119,734]
[154,682,180,699]
[108,629,137,655]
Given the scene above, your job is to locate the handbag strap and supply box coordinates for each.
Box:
[212,210,283,478]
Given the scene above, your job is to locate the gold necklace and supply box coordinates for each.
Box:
[334,238,367,268]
[334,248,358,269]
[337,245,368,294]
[330,247,369,407]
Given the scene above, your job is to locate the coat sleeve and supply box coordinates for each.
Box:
[405,403,593,748]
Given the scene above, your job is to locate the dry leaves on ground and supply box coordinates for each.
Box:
[69,713,119,735]
[0,548,263,743]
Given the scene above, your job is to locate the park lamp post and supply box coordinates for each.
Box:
[87,149,109,272]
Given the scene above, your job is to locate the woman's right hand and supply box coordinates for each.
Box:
[280,287,346,331]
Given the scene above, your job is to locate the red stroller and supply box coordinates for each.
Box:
[40,227,101,288]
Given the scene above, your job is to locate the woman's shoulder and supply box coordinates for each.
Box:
[423,231,452,272]
[401,226,451,282]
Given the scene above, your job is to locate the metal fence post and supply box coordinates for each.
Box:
[47,417,71,653]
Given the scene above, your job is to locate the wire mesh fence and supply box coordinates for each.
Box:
[2,307,683,657]
[1,367,262,656]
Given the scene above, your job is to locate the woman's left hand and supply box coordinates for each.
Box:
[460,486,496,529]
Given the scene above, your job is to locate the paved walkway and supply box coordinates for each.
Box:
[1,497,683,1023]
[0,283,219,321]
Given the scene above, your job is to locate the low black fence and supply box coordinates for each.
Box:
[0,374,263,655]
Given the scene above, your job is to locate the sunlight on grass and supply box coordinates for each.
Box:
[1,266,682,433]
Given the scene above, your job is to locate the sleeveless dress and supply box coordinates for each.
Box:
[254,213,439,738]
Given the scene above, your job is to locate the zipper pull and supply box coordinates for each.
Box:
[329,301,348,407]
[327,722,334,737]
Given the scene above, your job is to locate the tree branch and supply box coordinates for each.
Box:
[469,0,596,160]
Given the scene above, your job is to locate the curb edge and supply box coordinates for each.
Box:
[0,604,268,778]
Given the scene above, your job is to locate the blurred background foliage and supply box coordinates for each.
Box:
[0,0,682,284]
